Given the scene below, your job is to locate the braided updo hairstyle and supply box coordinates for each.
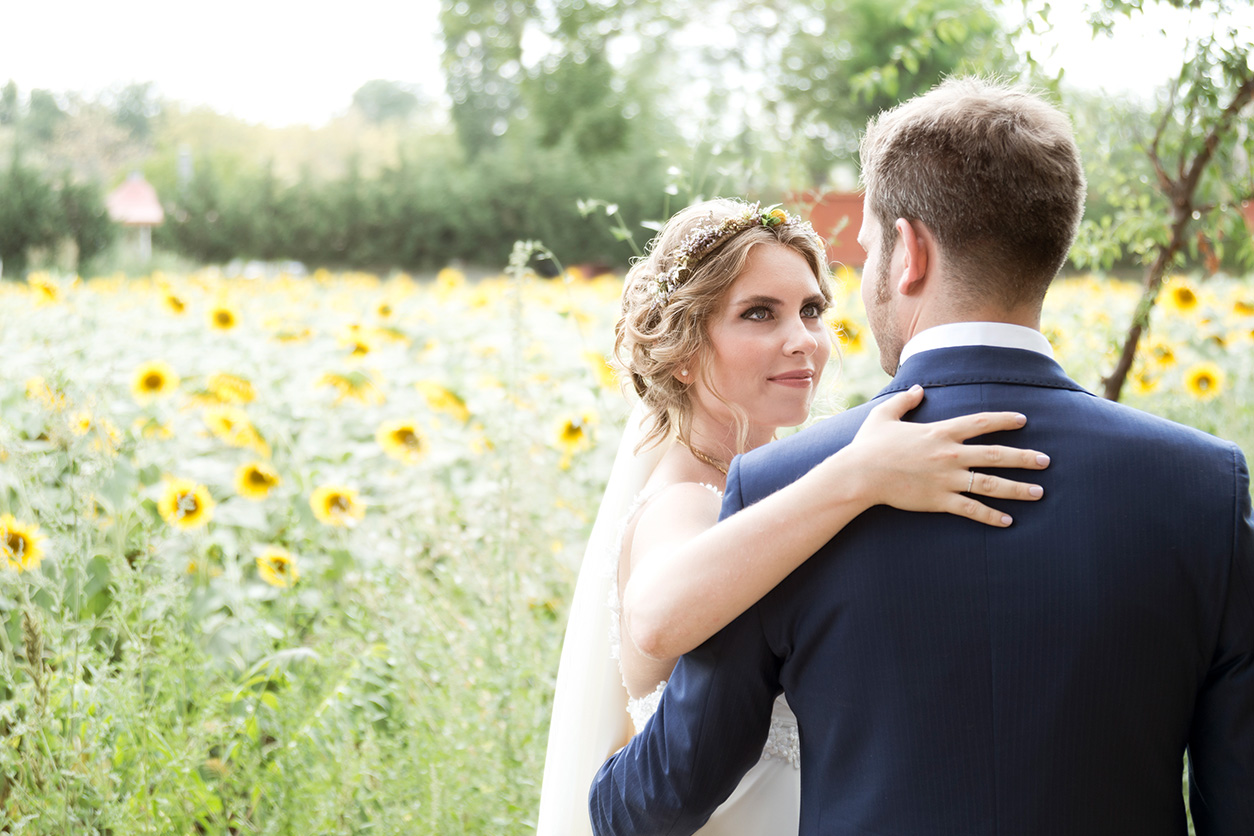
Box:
[614,198,832,453]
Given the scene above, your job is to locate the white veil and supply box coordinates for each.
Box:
[536,401,670,835]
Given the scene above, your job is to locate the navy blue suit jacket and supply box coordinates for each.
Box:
[590,346,1254,835]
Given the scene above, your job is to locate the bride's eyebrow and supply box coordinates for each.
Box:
[734,294,783,307]
[734,294,828,309]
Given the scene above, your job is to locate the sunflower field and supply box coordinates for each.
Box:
[2,261,1253,834]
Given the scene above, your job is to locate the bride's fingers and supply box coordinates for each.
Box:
[937,411,1028,440]
[948,494,1016,527]
[965,471,1045,502]
[960,444,1051,471]
[866,385,925,423]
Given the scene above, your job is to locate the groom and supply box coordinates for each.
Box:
[589,78,1254,834]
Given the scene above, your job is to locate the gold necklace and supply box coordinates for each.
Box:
[678,437,729,476]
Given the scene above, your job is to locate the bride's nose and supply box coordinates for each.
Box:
[783,316,819,356]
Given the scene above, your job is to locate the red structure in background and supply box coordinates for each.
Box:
[788,191,865,269]
[106,173,164,261]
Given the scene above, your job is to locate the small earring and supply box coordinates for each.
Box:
[681,369,689,377]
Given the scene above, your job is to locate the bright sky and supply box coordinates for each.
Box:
[1,0,446,126]
[1,1,1249,128]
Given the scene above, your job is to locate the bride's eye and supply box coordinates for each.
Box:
[742,306,772,321]
[801,302,825,318]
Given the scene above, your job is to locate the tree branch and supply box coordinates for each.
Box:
[1181,73,1254,203]
[1148,71,1182,194]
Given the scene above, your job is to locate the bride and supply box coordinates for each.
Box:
[537,199,1049,835]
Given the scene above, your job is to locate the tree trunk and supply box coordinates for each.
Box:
[1100,206,1191,401]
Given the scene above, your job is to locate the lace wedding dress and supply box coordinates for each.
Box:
[606,485,801,836]
[536,405,800,836]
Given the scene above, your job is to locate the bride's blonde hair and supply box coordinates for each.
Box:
[614,198,832,454]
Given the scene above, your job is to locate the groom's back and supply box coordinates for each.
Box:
[739,351,1251,835]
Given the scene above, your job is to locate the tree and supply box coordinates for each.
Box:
[0,154,60,275]
[112,82,161,142]
[439,0,529,158]
[0,80,17,126]
[1055,1,1254,401]
[56,173,116,267]
[24,89,66,143]
[778,0,1013,185]
[352,80,421,124]
[439,0,673,160]
[160,158,242,264]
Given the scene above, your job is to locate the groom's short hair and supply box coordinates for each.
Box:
[860,77,1086,309]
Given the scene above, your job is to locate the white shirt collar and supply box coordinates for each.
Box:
[897,322,1055,367]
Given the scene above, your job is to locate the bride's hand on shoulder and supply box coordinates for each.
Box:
[841,384,1050,527]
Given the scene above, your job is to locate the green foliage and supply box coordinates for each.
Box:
[440,0,530,159]
[110,82,161,143]
[351,80,422,124]
[0,154,61,275]
[158,157,245,264]
[56,173,117,268]
[153,132,673,270]
[0,80,16,127]
[24,90,66,144]
[776,0,1015,183]
[440,0,672,162]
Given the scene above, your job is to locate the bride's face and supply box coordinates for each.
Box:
[693,242,831,445]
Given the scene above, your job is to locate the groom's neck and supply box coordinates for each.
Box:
[912,302,1043,337]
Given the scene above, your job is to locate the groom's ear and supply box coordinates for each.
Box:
[894,218,931,296]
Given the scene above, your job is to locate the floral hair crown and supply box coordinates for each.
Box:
[652,202,816,307]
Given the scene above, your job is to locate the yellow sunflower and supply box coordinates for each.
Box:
[203,406,270,456]
[25,377,67,411]
[584,351,618,390]
[1161,277,1199,314]
[1041,326,1065,352]
[235,461,281,500]
[436,267,466,294]
[273,323,313,342]
[1,515,46,573]
[164,292,187,315]
[1129,364,1161,396]
[27,272,60,305]
[318,371,386,405]
[376,419,429,465]
[131,361,180,401]
[416,381,470,422]
[310,484,365,527]
[71,412,122,454]
[1182,362,1225,401]
[256,546,300,588]
[1234,297,1254,317]
[828,317,864,353]
[208,303,239,331]
[207,372,255,404]
[1144,336,1178,368]
[555,411,596,468]
[158,478,215,530]
[344,334,374,358]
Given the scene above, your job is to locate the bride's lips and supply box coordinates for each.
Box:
[768,369,814,389]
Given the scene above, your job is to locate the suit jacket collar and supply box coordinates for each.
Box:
[876,345,1092,399]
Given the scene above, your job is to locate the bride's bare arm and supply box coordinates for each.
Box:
[622,385,1050,662]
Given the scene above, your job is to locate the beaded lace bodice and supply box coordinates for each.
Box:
[607,484,800,769]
